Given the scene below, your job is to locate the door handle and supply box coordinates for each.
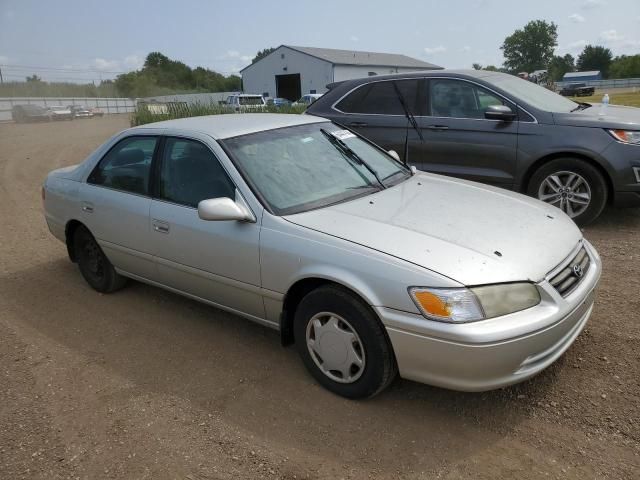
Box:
[81,202,94,213]
[349,122,368,127]
[152,219,170,234]
[427,125,449,131]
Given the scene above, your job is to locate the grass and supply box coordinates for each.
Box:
[569,91,640,107]
[130,102,307,126]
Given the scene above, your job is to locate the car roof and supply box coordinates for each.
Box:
[130,113,329,139]
[326,68,509,89]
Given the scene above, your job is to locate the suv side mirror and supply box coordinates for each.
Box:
[198,197,254,222]
[484,104,516,122]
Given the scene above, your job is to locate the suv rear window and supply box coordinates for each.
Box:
[336,79,421,115]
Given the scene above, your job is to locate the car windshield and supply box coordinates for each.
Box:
[239,96,264,105]
[490,74,579,112]
[49,106,67,111]
[222,122,411,215]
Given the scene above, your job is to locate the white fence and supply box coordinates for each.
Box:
[556,77,640,90]
[0,97,136,122]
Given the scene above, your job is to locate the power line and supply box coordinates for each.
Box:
[0,63,129,74]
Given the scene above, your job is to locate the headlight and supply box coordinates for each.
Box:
[409,283,541,323]
[608,129,640,145]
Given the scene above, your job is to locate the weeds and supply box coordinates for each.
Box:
[130,102,307,126]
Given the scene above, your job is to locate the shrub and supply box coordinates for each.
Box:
[130,102,307,126]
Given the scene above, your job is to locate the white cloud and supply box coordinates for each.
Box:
[350,35,359,42]
[620,39,640,50]
[558,39,588,53]
[225,50,240,58]
[424,45,446,55]
[461,45,471,53]
[581,0,605,9]
[4,10,15,20]
[599,29,622,42]
[240,55,252,63]
[123,54,143,69]
[568,13,585,23]
[93,58,120,71]
[0,55,8,63]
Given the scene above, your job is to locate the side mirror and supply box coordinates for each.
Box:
[197,197,254,222]
[484,104,517,122]
[387,150,401,162]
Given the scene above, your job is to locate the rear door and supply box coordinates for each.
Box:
[81,135,159,279]
[417,78,519,187]
[328,78,426,168]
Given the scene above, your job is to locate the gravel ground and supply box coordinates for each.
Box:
[0,115,638,479]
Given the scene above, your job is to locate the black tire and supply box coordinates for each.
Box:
[73,226,127,293]
[527,157,607,226]
[294,285,397,399]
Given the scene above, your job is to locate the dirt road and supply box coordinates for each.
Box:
[1,116,638,479]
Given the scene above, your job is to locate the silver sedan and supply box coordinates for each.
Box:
[43,114,601,398]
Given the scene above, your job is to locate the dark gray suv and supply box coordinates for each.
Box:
[307,70,640,224]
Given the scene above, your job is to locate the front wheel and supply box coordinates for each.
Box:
[527,158,607,225]
[73,226,127,293]
[294,285,397,398]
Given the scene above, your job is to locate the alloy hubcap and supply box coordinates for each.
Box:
[537,171,591,218]
[306,312,365,384]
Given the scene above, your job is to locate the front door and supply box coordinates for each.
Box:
[149,136,264,318]
[418,78,519,187]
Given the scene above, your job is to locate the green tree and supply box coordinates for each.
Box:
[26,74,42,82]
[252,47,276,64]
[472,63,482,70]
[501,20,558,73]
[576,45,613,78]
[548,54,575,81]
[609,54,640,78]
[114,51,241,98]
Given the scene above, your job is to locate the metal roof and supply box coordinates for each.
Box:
[131,113,328,139]
[241,45,442,72]
[563,71,601,78]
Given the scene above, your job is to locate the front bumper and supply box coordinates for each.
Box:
[378,240,602,392]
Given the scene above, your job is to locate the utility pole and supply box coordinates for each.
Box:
[0,67,3,84]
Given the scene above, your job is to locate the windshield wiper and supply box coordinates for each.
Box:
[320,128,386,189]
[570,102,592,112]
[392,81,424,168]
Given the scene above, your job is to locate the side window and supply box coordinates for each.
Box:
[158,137,236,208]
[336,79,420,115]
[88,136,157,195]
[429,79,506,119]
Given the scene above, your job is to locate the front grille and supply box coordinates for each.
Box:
[549,247,590,297]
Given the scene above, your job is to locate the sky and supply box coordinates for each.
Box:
[0,0,639,83]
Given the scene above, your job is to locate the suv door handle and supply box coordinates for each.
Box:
[349,122,368,127]
[81,201,94,213]
[427,125,449,131]
[152,219,170,234]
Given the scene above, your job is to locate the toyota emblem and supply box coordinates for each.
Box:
[572,264,584,278]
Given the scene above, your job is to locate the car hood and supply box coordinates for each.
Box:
[284,173,582,286]
[553,104,640,129]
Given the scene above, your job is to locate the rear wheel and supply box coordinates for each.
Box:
[294,285,397,398]
[527,157,607,225]
[73,226,127,293]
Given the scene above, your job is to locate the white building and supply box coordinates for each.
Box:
[240,45,442,101]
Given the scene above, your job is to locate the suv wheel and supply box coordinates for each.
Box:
[527,158,607,225]
[294,285,397,399]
